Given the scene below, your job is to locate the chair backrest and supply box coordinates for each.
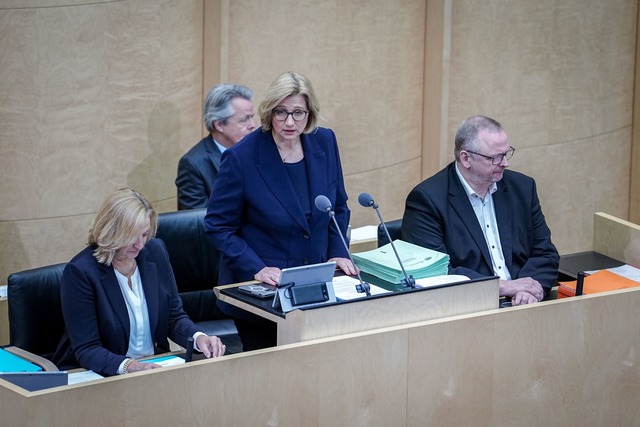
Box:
[377,219,403,247]
[155,208,224,322]
[7,263,67,358]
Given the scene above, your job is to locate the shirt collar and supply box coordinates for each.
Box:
[212,138,227,153]
[454,162,498,199]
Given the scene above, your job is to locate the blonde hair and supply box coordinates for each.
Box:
[258,71,320,133]
[88,188,157,265]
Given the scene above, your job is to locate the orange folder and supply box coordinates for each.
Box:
[558,269,640,298]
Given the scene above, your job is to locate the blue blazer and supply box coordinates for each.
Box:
[402,162,559,294]
[204,127,350,285]
[52,239,199,376]
[176,134,222,210]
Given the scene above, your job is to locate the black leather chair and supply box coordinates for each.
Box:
[377,218,403,247]
[7,263,67,359]
[155,208,241,352]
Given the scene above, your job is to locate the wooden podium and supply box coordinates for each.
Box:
[215,276,499,345]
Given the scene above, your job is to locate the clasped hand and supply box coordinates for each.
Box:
[500,277,544,305]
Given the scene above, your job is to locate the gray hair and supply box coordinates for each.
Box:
[203,84,253,132]
[454,115,504,161]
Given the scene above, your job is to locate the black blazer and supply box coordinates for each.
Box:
[402,162,559,294]
[52,239,199,376]
[205,127,350,285]
[176,134,222,210]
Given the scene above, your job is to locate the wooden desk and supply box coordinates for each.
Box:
[558,250,624,280]
[216,277,500,345]
[2,286,639,426]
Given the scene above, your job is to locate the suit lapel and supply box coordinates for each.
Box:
[303,132,328,228]
[137,248,158,338]
[256,131,310,232]
[99,263,130,340]
[205,135,222,171]
[447,166,494,269]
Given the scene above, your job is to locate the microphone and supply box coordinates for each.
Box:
[358,192,415,289]
[314,195,371,296]
[185,336,194,362]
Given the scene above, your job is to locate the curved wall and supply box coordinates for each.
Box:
[0,0,637,280]
[0,1,204,277]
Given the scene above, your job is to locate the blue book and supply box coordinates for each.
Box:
[0,348,43,372]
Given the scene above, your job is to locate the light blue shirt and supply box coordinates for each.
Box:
[213,139,227,154]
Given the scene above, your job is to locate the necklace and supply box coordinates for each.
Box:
[115,260,137,290]
[279,141,299,163]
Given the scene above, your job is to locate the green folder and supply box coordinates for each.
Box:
[352,240,450,284]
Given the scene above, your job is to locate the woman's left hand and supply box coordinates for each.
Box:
[329,257,359,276]
[196,335,226,358]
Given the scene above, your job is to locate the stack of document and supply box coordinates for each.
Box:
[352,240,449,284]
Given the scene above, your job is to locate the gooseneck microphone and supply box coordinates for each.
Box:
[314,195,371,296]
[358,192,415,289]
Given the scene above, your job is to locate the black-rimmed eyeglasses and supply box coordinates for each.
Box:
[464,146,515,165]
[273,109,308,122]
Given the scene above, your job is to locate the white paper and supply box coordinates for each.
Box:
[141,355,186,367]
[415,274,470,289]
[67,370,104,384]
[332,276,390,300]
[599,264,640,282]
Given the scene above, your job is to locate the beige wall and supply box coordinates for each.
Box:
[1,0,638,281]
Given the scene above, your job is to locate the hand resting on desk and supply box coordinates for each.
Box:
[500,277,544,305]
[254,257,358,286]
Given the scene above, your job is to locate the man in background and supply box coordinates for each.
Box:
[402,115,559,305]
[176,84,255,210]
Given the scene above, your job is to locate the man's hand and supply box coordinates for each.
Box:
[499,277,544,302]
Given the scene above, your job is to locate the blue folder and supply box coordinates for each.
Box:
[0,348,43,372]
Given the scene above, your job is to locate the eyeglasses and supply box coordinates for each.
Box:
[273,109,308,122]
[464,146,515,165]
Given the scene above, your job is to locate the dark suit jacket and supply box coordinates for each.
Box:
[204,127,350,285]
[176,134,222,210]
[402,162,559,294]
[52,239,199,376]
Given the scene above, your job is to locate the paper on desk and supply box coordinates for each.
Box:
[415,274,470,289]
[586,264,640,282]
[332,276,390,301]
[68,370,104,384]
[141,355,186,366]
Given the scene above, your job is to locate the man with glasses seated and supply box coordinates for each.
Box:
[401,115,559,305]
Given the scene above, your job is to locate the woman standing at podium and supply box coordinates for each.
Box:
[205,71,356,350]
[52,188,225,376]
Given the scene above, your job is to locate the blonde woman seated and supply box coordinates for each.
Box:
[52,188,225,376]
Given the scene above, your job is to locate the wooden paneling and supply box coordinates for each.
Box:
[0,1,204,280]
[1,0,638,279]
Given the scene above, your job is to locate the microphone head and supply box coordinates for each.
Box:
[358,192,375,208]
[314,195,332,212]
